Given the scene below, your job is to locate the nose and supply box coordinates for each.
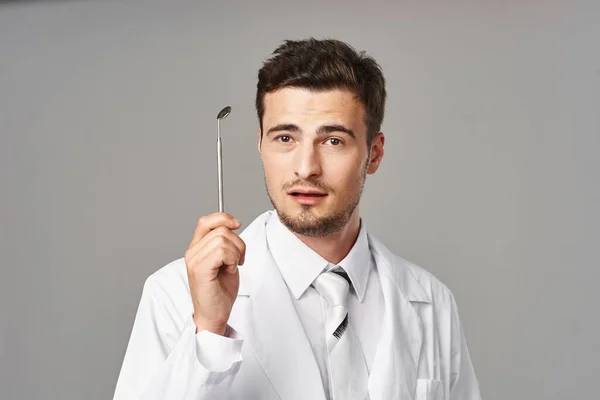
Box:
[294,142,322,180]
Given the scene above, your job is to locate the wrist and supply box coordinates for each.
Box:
[193,315,227,336]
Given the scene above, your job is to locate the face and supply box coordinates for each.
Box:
[258,87,384,237]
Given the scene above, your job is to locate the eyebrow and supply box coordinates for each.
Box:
[265,123,355,138]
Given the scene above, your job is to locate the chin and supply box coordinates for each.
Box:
[287,200,330,216]
[276,202,355,237]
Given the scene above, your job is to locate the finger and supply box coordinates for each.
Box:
[190,213,240,245]
[205,243,241,277]
[189,245,240,282]
[189,213,241,248]
[194,226,246,265]
[188,235,241,274]
[186,226,246,264]
[224,263,239,274]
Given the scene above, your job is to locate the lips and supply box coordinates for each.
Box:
[289,190,327,197]
[289,190,327,205]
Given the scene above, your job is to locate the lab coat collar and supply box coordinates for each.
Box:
[367,233,432,304]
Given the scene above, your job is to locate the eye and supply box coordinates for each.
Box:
[275,135,292,143]
[325,137,343,146]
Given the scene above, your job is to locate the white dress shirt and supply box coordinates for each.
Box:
[265,213,384,399]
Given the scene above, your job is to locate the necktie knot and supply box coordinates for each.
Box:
[312,267,351,308]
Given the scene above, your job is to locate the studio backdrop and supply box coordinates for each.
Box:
[1,1,598,399]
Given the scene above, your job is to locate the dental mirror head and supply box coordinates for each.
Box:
[217,106,232,120]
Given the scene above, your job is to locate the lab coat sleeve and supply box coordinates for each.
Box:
[113,275,244,400]
[448,294,482,400]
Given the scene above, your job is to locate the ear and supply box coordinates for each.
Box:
[367,132,385,174]
[257,127,262,153]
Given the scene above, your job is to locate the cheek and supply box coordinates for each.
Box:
[325,159,363,191]
[262,155,286,188]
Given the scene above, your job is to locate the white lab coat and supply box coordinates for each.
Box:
[114,210,482,400]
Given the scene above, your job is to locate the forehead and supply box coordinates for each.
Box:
[262,87,366,129]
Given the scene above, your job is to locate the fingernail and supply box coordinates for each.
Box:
[233,218,241,225]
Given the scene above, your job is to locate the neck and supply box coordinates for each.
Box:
[291,207,362,265]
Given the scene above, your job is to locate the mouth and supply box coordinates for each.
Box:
[288,189,328,205]
[288,189,327,197]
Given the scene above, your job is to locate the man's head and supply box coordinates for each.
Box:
[256,38,386,237]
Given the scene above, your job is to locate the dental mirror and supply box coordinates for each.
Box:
[216,106,231,213]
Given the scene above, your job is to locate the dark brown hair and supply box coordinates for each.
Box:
[255,38,386,146]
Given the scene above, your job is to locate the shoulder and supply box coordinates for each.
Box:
[146,257,188,288]
[141,258,192,312]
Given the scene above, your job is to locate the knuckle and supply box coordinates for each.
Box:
[215,247,227,260]
[184,247,196,262]
[185,255,198,271]
[214,226,229,235]
[214,235,228,247]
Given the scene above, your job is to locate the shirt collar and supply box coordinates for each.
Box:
[265,211,372,302]
[334,218,371,303]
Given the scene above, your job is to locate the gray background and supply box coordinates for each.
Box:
[1,1,598,399]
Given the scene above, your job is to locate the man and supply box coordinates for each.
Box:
[114,38,481,400]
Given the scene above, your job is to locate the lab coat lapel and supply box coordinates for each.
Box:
[367,235,431,400]
[233,212,327,400]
